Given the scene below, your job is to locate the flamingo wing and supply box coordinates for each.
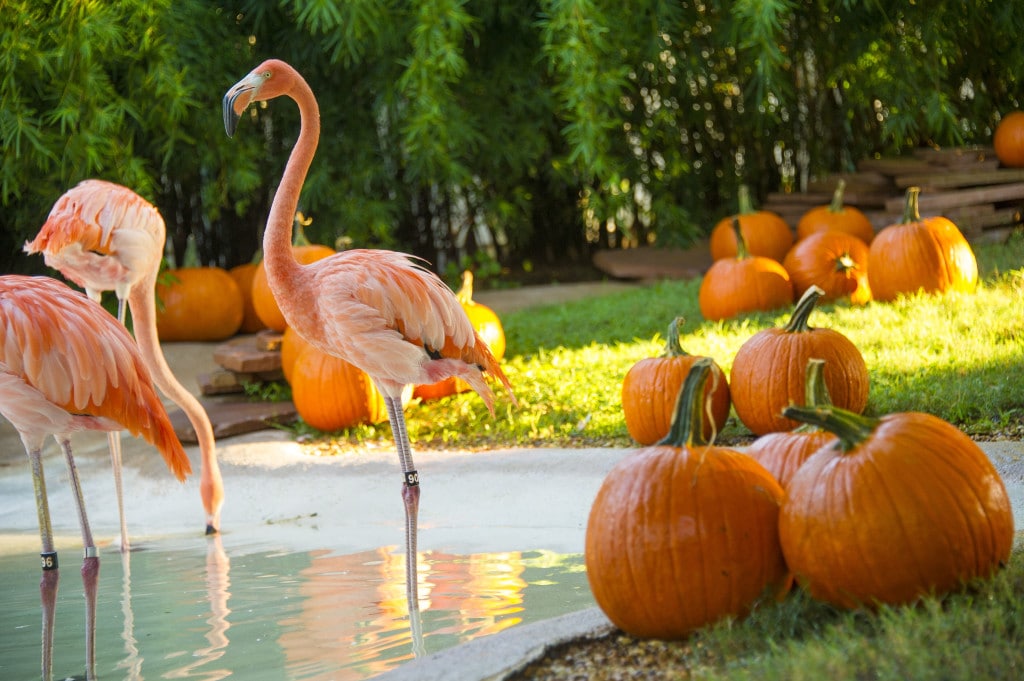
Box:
[24,179,165,301]
[0,276,191,481]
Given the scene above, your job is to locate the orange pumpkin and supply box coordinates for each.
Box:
[780,403,1014,609]
[709,185,793,263]
[290,345,388,431]
[782,230,871,305]
[413,270,506,401]
[229,261,267,333]
[729,286,869,435]
[586,360,788,639]
[796,179,875,244]
[699,218,793,321]
[280,325,314,384]
[993,110,1024,167]
[621,317,730,444]
[867,187,978,302]
[156,267,244,341]
[252,243,335,331]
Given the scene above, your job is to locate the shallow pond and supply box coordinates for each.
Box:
[0,537,592,680]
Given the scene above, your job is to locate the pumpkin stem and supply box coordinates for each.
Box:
[660,317,691,358]
[658,358,713,448]
[828,179,848,213]
[456,270,475,305]
[182,233,201,268]
[730,217,751,260]
[900,187,922,225]
[293,212,314,246]
[781,404,879,453]
[834,252,857,274]
[804,358,832,408]
[783,285,825,333]
[736,184,755,215]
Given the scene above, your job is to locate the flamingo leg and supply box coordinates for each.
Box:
[111,296,131,552]
[60,438,99,681]
[384,396,424,656]
[29,446,58,681]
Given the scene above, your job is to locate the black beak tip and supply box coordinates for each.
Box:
[222,93,240,138]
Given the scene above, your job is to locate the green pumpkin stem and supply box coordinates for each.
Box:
[658,358,713,448]
[781,404,880,453]
[805,358,832,408]
[828,179,848,213]
[660,317,691,358]
[901,186,922,224]
[731,217,750,260]
[736,184,755,215]
[783,285,825,333]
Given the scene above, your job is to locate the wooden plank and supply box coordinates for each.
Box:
[912,145,996,166]
[895,168,1024,190]
[883,182,1024,213]
[857,157,937,175]
[943,207,1022,232]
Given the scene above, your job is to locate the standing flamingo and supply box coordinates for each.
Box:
[24,179,224,542]
[222,59,515,627]
[0,274,191,681]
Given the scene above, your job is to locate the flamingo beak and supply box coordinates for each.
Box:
[222,74,263,138]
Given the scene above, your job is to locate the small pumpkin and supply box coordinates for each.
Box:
[745,358,837,489]
[993,111,1024,168]
[709,185,793,263]
[780,403,1014,609]
[290,345,388,431]
[586,359,789,640]
[414,270,506,401]
[252,227,335,332]
[796,179,875,244]
[229,260,267,333]
[156,267,244,341]
[730,285,869,435]
[699,218,794,321]
[280,325,314,384]
[782,229,871,305]
[621,317,730,444]
[867,187,978,302]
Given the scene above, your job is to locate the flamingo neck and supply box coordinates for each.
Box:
[262,72,320,312]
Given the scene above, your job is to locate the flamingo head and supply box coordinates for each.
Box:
[223,59,297,137]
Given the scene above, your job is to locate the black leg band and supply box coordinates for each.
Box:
[41,551,58,571]
[404,470,420,487]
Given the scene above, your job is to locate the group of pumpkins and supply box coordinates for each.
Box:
[595,179,1013,639]
[698,181,979,321]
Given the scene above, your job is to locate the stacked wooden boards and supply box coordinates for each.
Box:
[762,146,1024,244]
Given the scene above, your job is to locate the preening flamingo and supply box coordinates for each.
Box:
[223,59,515,623]
[0,274,191,681]
[25,179,224,541]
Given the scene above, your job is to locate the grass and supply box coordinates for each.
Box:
[309,231,1024,451]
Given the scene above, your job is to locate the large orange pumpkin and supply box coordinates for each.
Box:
[780,403,1014,609]
[290,345,388,432]
[709,185,793,263]
[586,360,789,640]
[796,179,875,244]
[156,267,244,341]
[280,325,314,384]
[729,286,869,435]
[782,230,871,305]
[699,218,793,321]
[414,270,506,401]
[252,243,335,331]
[621,317,730,444]
[993,110,1024,167]
[867,187,978,302]
[229,261,267,333]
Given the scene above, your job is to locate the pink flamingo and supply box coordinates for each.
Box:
[222,59,515,621]
[0,274,191,681]
[25,179,224,542]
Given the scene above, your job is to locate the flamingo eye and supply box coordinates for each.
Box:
[263,70,272,79]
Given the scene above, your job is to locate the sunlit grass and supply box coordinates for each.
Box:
[312,232,1024,451]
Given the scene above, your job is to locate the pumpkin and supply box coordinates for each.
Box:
[782,229,871,305]
[280,325,314,384]
[730,285,869,435]
[699,218,794,321]
[796,179,875,244]
[993,110,1024,168]
[290,345,388,431]
[229,261,267,333]
[155,267,244,341]
[745,358,837,489]
[252,242,335,332]
[867,187,978,302]
[414,270,506,401]
[709,185,793,263]
[586,359,789,640]
[779,403,1014,609]
[621,316,730,444]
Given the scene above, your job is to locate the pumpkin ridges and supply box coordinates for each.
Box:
[782,230,871,304]
[155,267,244,341]
[710,185,794,263]
[993,111,1024,167]
[796,179,875,244]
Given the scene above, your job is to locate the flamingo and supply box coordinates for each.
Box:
[222,59,515,626]
[0,274,191,681]
[24,179,225,542]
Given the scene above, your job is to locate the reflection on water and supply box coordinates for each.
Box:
[0,536,591,680]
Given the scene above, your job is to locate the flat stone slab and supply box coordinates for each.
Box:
[591,242,712,281]
[213,335,282,373]
[168,399,297,443]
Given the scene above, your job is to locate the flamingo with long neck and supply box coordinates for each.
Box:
[223,59,515,628]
